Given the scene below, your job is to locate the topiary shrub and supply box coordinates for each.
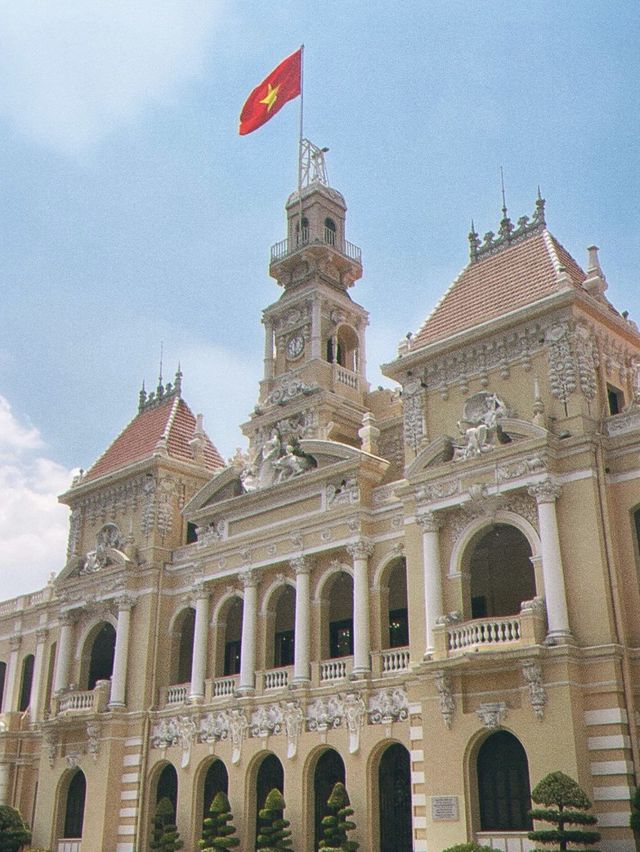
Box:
[0,805,32,852]
[442,844,494,852]
[199,790,239,850]
[256,787,293,850]
[630,785,640,836]
[149,797,183,851]
[318,781,358,851]
[528,771,600,851]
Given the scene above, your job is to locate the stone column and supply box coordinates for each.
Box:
[311,298,322,359]
[53,612,74,695]
[1,635,21,713]
[29,628,48,722]
[189,584,210,703]
[417,512,444,657]
[109,595,135,709]
[292,557,311,685]
[238,571,258,695]
[0,764,10,805]
[263,317,274,380]
[528,479,571,640]
[348,540,374,676]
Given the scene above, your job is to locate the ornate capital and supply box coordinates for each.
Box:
[347,539,374,560]
[476,701,507,729]
[240,570,258,589]
[36,628,49,645]
[9,635,22,651]
[116,593,136,612]
[290,556,311,576]
[416,511,443,533]
[59,610,77,627]
[528,478,561,504]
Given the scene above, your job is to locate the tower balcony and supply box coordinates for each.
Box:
[269,228,362,286]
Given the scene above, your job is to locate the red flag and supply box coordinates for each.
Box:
[239,48,302,136]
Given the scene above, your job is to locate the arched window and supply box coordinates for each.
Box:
[469,525,534,618]
[477,731,532,831]
[379,743,412,851]
[314,749,345,848]
[273,585,296,668]
[156,763,178,812]
[175,608,196,684]
[634,508,640,556]
[18,654,35,712]
[62,770,86,839]
[0,661,6,709]
[296,217,309,245]
[255,753,284,844]
[202,759,228,818]
[327,572,354,659]
[222,597,243,677]
[87,623,116,690]
[324,217,337,245]
[384,559,409,649]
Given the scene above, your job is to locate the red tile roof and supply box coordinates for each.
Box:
[412,229,588,349]
[84,396,224,482]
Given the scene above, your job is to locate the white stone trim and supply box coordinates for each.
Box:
[119,807,137,818]
[411,749,424,762]
[122,753,142,766]
[593,785,633,801]
[587,735,630,750]
[118,824,136,835]
[120,790,138,800]
[584,709,628,725]
[411,771,425,784]
[121,772,139,784]
[596,812,631,827]
[124,736,143,747]
[410,726,423,741]
[590,760,633,776]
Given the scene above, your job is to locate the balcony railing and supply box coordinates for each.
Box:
[55,680,110,715]
[333,364,360,391]
[318,656,353,683]
[164,683,189,705]
[270,231,362,265]
[380,647,410,674]
[432,599,547,660]
[212,676,238,698]
[262,667,291,691]
[476,831,534,851]
[57,841,82,852]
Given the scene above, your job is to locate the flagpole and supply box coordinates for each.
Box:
[297,44,305,233]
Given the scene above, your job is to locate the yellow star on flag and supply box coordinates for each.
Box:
[260,82,280,112]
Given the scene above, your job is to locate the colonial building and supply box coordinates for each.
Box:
[2,141,640,851]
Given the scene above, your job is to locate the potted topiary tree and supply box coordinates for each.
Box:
[199,790,239,850]
[0,805,32,852]
[256,788,293,850]
[318,782,358,851]
[528,771,600,851]
[149,797,183,851]
[442,844,494,852]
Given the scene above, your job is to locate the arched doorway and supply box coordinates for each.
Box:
[255,753,284,844]
[62,769,86,840]
[379,743,412,851]
[273,585,296,667]
[477,731,532,831]
[326,572,354,659]
[469,525,535,618]
[87,623,116,689]
[18,654,34,712]
[156,763,178,812]
[201,759,229,838]
[220,596,243,677]
[314,749,345,848]
[173,608,196,684]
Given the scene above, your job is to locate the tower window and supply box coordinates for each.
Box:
[296,217,309,246]
[607,384,624,415]
[324,218,336,245]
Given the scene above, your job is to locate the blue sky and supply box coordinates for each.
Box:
[2,0,639,596]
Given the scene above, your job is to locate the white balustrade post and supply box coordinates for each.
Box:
[528,479,571,640]
[292,557,311,685]
[53,612,75,695]
[29,628,48,722]
[417,512,444,657]
[189,584,210,703]
[238,571,258,695]
[108,595,135,709]
[1,636,21,714]
[348,539,374,676]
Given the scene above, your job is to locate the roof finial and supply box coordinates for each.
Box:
[157,341,164,399]
[138,379,147,413]
[533,186,546,225]
[498,166,514,241]
[174,362,183,396]
[468,219,480,261]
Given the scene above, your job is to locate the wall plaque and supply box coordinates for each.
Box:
[431,795,459,821]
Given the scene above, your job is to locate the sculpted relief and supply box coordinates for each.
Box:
[453,392,509,461]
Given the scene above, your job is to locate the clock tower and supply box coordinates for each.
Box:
[243,140,371,452]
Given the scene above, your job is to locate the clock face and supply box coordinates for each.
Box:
[286,334,304,359]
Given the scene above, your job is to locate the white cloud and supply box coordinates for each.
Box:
[0,0,225,153]
[0,396,74,599]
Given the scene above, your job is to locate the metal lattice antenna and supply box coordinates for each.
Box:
[299,139,329,188]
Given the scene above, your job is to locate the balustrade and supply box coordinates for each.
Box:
[380,646,410,674]
[263,667,290,690]
[476,832,534,851]
[319,657,351,683]
[448,616,522,651]
[57,841,82,852]
[334,365,359,390]
[212,676,238,698]
[165,683,189,705]
[56,680,110,715]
